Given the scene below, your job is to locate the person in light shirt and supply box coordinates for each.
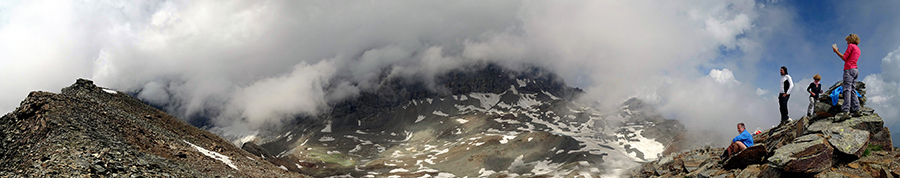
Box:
[778,66,793,125]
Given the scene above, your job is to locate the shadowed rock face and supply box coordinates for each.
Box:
[0,79,305,177]
[628,80,896,178]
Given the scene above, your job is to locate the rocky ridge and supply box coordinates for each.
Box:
[629,81,898,178]
[0,79,306,177]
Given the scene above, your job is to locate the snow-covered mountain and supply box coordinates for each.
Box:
[240,64,685,177]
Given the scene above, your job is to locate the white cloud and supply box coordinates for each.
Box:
[859,46,900,141]
[881,46,900,82]
[709,69,740,85]
[0,0,794,141]
[756,88,770,96]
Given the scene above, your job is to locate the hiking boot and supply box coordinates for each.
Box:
[852,111,863,117]
[837,112,851,120]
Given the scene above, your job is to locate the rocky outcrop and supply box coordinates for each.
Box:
[825,126,869,158]
[0,79,305,177]
[767,134,833,173]
[723,144,767,169]
[628,81,896,177]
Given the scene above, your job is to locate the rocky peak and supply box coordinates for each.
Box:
[619,97,666,123]
[1,79,306,177]
[628,80,897,178]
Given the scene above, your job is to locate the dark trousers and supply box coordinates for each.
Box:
[779,94,790,123]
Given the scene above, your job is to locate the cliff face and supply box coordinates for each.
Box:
[629,81,898,178]
[0,79,305,177]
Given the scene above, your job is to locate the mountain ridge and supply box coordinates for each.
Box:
[0,79,306,177]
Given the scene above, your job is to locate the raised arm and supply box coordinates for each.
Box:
[833,46,845,61]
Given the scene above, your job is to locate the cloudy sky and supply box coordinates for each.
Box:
[1,0,899,146]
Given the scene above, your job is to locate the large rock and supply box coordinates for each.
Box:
[723,144,768,169]
[755,116,808,154]
[757,164,783,178]
[735,165,761,178]
[818,81,869,113]
[807,113,884,135]
[814,170,863,178]
[653,154,684,175]
[824,126,869,159]
[767,134,833,173]
[868,127,893,152]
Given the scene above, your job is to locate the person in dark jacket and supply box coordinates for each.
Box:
[779,66,794,125]
[807,74,823,117]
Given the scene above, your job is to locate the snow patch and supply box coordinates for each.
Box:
[237,134,257,145]
[183,140,238,170]
[321,120,333,133]
[415,115,426,123]
[102,88,117,94]
[542,91,560,100]
[432,110,448,117]
[516,79,527,87]
[499,135,517,144]
[389,168,410,173]
[455,118,469,124]
[469,93,500,110]
[619,129,665,160]
[320,136,335,142]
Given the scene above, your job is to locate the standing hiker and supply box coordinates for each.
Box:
[779,66,794,125]
[807,74,823,117]
[832,34,862,118]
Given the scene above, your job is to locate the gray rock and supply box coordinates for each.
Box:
[807,113,884,135]
[868,127,893,152]
[767,134,833,173]
[723,144,767,170]
[824,126,869,158]
[736,165,761,178]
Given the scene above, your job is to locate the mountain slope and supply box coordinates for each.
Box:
[241,64,685,177]
[0,79,305,177]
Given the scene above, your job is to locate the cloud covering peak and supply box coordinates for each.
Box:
[1,0,807,141]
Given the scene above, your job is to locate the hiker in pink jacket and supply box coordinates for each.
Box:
[832,34,861,118]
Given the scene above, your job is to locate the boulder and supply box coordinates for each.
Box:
[735,165,761,178]
[653,154,684,175]
[819,81,869,112]
[768,134,833,173]
[824,126,869,159]
[807,113,884,135]
[757,164,782,178]
[814,170,864,178]
[868,127,893,152]
[723,144,767,169]
[757,117,808,154]
[824,81,866,96]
